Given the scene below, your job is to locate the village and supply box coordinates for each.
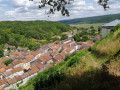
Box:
[1,19,120,90]
[0,37,95,90]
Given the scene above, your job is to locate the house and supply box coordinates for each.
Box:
[81,42,95,49]
[38,56,47,64]
[4,67,23,79]
[0,78,8,89]
[30,59,41,67]
[4,64,13,72]
[95,35,101,40]
[20,72,29,85]
[22,59,30,68]
[34,49,43,60]
[40,45,49,53]
[12,60,22,68]
[0,68,6,79]
[71,42,82,51]
[65,47,75,54]
[14,76,22,86]
[25,55,34,62]
[14,67,24,76]
[102,19,120,37]
[7,79,17,89]
[49,51,58,57]
[53,54,63,64]
[60,51,67,59]
[61,38,74,44]
[27,66,39,79]
[35,63,45,72]
[38,53,53,66]
[53,46,61,51]
[3,71,12,79]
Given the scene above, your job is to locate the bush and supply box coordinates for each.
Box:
[4,59,13,66]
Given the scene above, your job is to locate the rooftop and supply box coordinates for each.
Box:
[103,19,120,27]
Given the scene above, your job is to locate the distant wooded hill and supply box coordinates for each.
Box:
[59,13,120,24]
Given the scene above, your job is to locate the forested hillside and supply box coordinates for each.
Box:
[19,24,120,90]
[59,13,120,24]
[0,21,71,57]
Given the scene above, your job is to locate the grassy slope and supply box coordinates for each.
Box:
[52,25,120,90]
[70,23,104,29]
[19,25,120,90]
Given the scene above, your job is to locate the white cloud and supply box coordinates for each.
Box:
[0,0,120,21]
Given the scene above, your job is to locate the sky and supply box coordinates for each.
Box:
[0,0,120,21]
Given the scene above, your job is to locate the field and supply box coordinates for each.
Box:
[70,23,105,29]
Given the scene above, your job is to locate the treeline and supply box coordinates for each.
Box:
[59,13,120,24]
[19,50,87,90]
[0,21,71,57]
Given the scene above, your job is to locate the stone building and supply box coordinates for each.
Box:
[102,19,120,37]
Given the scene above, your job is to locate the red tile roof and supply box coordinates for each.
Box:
[36,49,43,53]
[12,60,22,66]
[26,55,34,61]
[0,78,7,86]
[32,51,38,56]
[0,68,6,73]
[35,63,44,70]
[0,64,6,68]
[8,79,16,84]
[54,54,62,61]
[39,57,46,63]
[0,88,5,90]
[60,51,67,59]
[16,67,23,72]
[28,66,39,76]
[13,51,19,57]
[65,47,74,53]
[22,59,29,63]
[4,64,13,70]
[11,69,16,74]
[20,73,29,79]
[15,76,22,82]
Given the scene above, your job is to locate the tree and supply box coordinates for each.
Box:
[90,29,96,36]
[60,34,67,40]
[4,59,13,66]
[98,26,102,34]
[30,0,110,16]
[82,35,88,41]
[90,26,94,29]
[0,45,4,57]
[73,34,81,42]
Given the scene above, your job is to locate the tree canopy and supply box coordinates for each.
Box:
[30,0,109,16]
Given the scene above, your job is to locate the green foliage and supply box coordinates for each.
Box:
[73,34,81,42]
[4,59,13,66]
[59,50,62,53]
[82,35,89,41]
[0,45,4,57]
[60,34,68,40]
[90,25,94,29]
[92,24,120,57]
[0,21,71,54]
[16,81,23,87]
[98,26,102,34]
[90,29,96,36]
[19,50,87,90]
